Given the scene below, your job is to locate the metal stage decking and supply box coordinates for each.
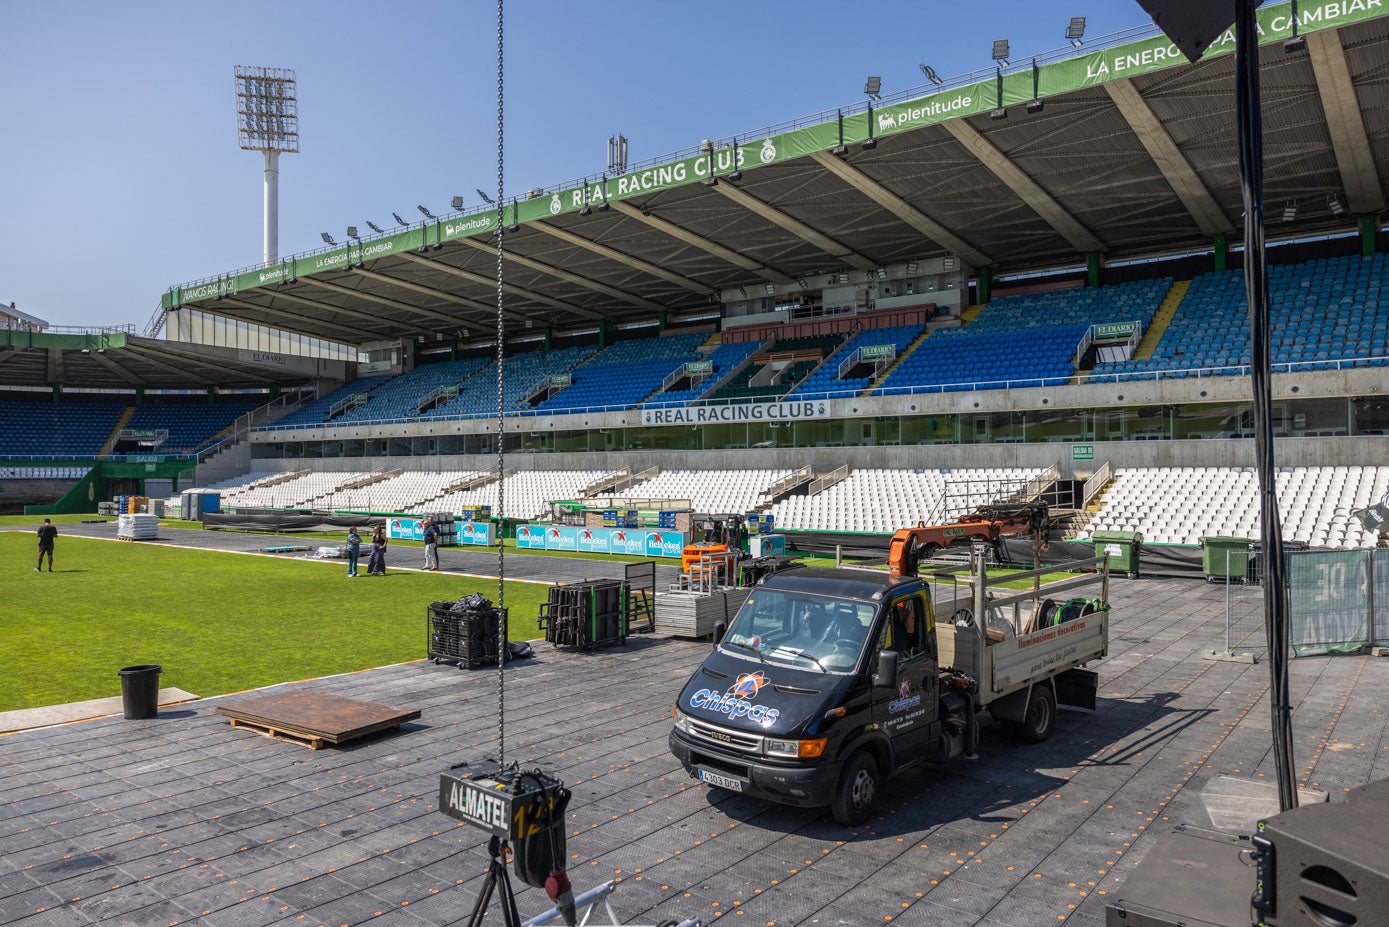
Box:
[2,577,1388,926]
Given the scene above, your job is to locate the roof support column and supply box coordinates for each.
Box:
[1360,216,1377,256]
[545,327,554,351]
[52,384,61,402]
[1087,253,1101,288]
[977,266,992,304]
[135,386,145,405]
[1214,234,1229,272]
[599,319,610,347]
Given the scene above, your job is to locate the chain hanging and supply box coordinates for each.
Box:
[494,0,507,767]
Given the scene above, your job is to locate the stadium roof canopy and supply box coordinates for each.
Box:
[163,0,1389,348]
[0,330,325,390]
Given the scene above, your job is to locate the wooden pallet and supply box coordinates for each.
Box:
[215,690,421,750]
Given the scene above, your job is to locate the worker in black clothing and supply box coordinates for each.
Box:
[36,518,57,572]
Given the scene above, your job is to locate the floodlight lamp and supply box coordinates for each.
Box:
[1328,194,1346,216]
[728,169,743,181]
[476,188,495,205]
[1285,34,1307,53]
[764,283,777,296]
[1283,201,1297,222]
[943,255,957,270]
[796,276,808,289]
[876,267,888,279]
[837,272,849,284]
[580,204,593,216]
[992,39,1010,62]
[864,76,882,99]
[920,64,943,85]
[417,205,436,219]
[906,261,919,274]
[862,138,878,150]
[1066,17,1086,45]
[452,196,465,210]
[738,286,748,298]
[393,212,409,227]
[366,220,384,234]
[321,232,336,244]
[347,226,360,239]
[1026,99,1044,114]
[830,144,849,156]
[990,107,1008,120]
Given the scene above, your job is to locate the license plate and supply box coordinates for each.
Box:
[698,769,745,792]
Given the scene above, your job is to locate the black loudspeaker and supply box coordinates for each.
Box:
[1134,0,1236,63]
[1255,777,1389,926]
[1106,825,1255,927]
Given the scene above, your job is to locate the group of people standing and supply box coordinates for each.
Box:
[345,516,440,577]
[345,525,390,577]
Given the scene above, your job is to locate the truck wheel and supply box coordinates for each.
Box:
[1018,685,1056,744]
[830,751,879,826]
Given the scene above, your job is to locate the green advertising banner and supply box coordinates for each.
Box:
[686,360,714,375]
[1072,444,1095,461]
[1094,321,1140,340]
[164,0,1387,309]
[859,344,896,361]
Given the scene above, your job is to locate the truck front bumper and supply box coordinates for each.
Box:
[669,729,843,808]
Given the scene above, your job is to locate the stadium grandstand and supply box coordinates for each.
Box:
[4,0,1388,574]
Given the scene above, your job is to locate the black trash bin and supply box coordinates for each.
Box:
[119,664,161,719]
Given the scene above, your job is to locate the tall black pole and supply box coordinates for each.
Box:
[1234,0,1297,812]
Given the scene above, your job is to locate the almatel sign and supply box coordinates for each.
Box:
[164,0,1385,309]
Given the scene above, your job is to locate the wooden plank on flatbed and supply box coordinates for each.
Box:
[215,690,421,746]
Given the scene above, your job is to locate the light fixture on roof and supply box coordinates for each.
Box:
[1026,56,1044,114]
[943,255,957,270]
[1328,193,1346,217]
[347,226,360,239]
[764,283,776,296]
[919,63,943,85]
[451,196,465,210]
[990,62,1007,120]
[864,76,882,101]
[992,39,1010,64]
[1066,17,1087,47]
[796,276,808,289]
[906,261,919,274]
[366,220,384,234]
[1283,201,1297,222]
[476,188,494,206]
[738,286,748,299]
[417,204,436,220]
[837,272,849,284]
[1285,0,1306,52]
[320,232,336,245]
[392,212,409,227]
[876,267,888,279]
[727,137,743,181]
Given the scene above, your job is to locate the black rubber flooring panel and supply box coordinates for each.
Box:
[2,520,682,586]
[3,577,1388,927]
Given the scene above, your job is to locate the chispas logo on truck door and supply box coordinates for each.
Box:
[689,672,781,727]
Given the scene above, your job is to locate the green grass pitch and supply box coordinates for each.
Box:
[0,532,551,712]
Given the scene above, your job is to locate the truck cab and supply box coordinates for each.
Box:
[669,567,975,825]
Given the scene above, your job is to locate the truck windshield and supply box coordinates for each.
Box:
[720,588,876,674]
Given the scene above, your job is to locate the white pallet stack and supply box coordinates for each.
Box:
[117,514,159,540]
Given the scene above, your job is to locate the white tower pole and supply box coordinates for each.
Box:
[263,149,280,265]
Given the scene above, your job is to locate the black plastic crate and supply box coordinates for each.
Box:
[428,603,504,668]
[537,580,628,652]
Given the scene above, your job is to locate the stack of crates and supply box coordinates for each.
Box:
[427,597,504,668]
[425,512,458,547]
[539,579,628,652]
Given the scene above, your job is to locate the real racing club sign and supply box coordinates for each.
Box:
[641,400,830,427]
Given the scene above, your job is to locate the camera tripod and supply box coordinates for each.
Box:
[465,835,523,927]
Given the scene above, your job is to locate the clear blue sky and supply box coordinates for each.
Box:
[1,1,1151,329]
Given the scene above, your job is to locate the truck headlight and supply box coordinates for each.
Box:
[765,737,827,759]
[672,709,692,735]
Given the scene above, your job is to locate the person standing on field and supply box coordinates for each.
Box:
[368,525,388,575]
[422,517,440,571]
[36,518,57,572]
[346,526,362,577]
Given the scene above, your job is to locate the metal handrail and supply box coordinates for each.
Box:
[247,355,1389,434]
[1082,460,1114,509]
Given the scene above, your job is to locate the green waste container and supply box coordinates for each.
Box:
[1201,536,1253,583]
[1093,530,1142,578]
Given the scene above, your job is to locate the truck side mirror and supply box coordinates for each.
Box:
[873,650,899,688]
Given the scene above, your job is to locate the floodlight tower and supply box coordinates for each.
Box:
[235,66,299,266]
